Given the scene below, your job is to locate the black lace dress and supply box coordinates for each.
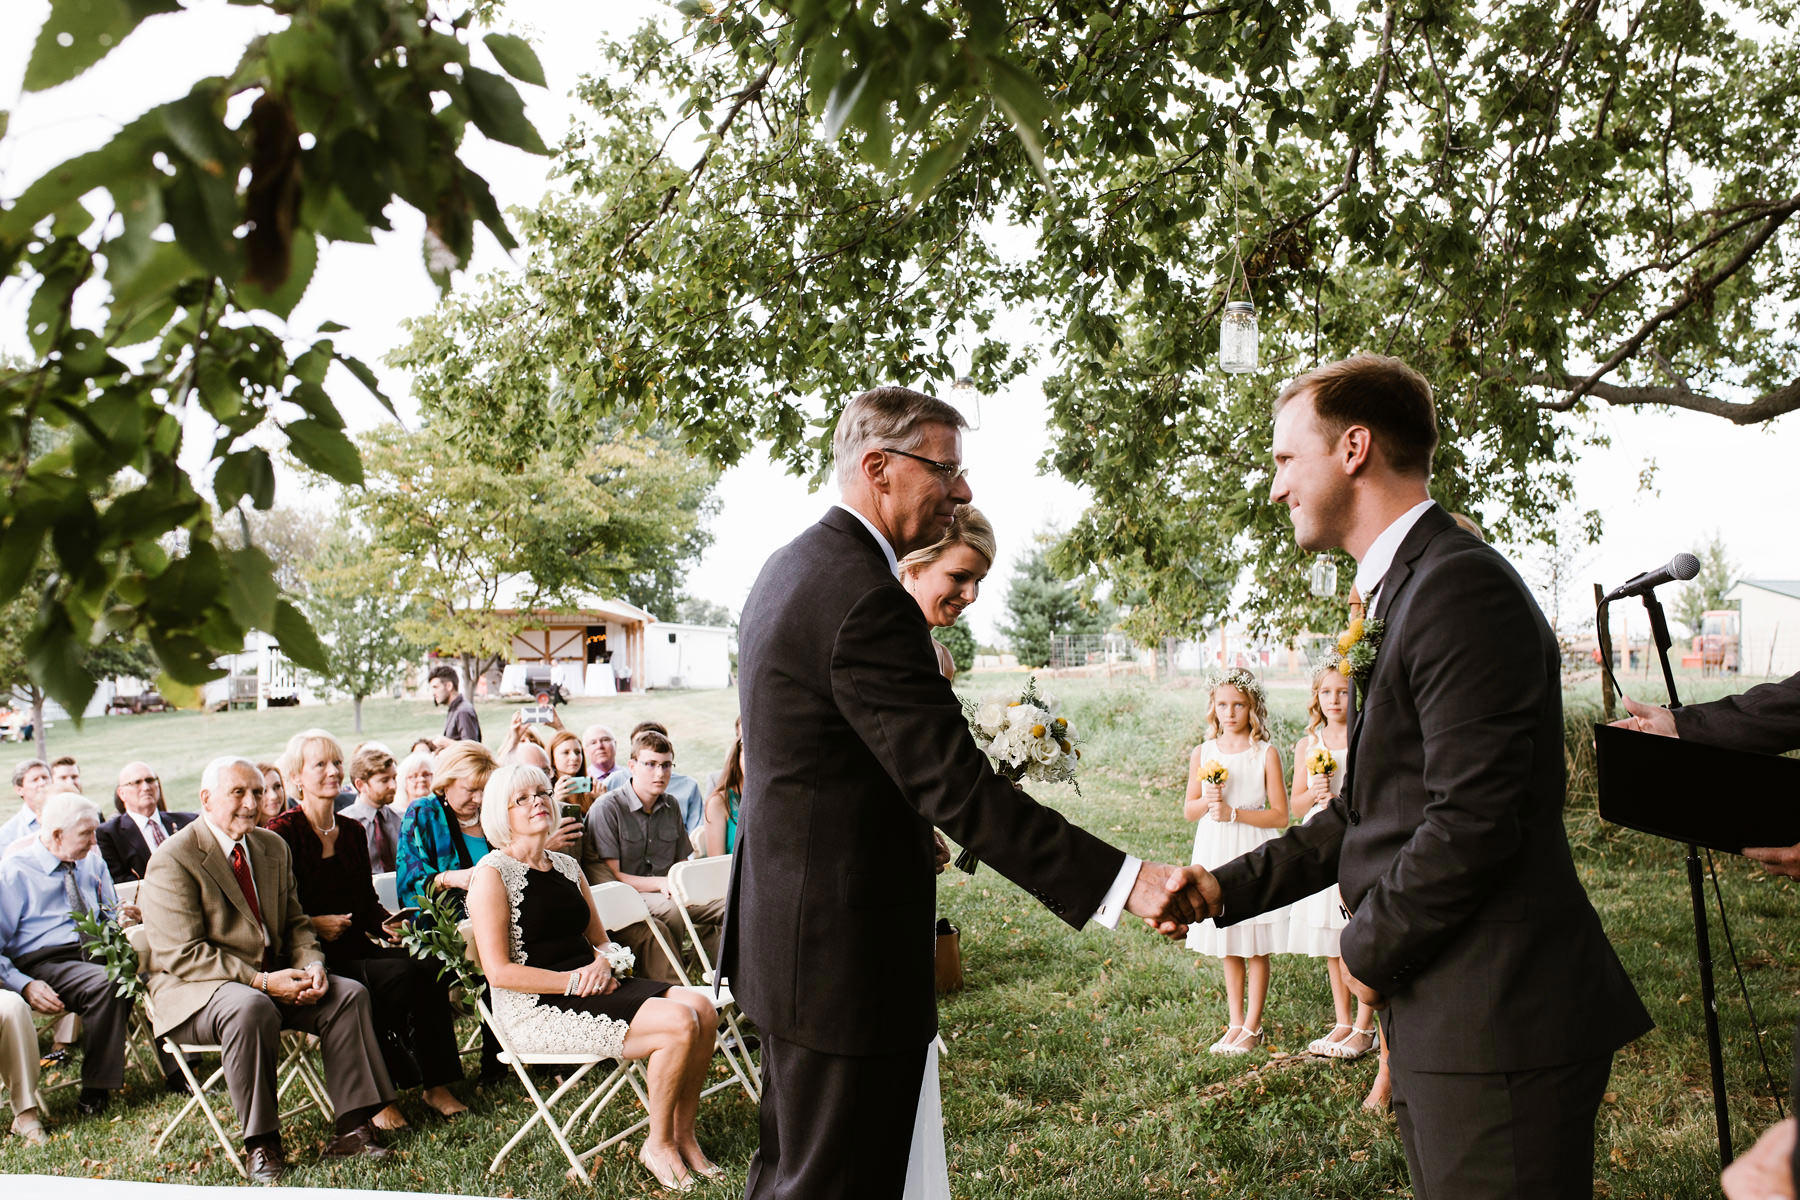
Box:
[484,849,670,1057]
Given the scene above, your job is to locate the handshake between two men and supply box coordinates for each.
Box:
[1128,862,1388,1010]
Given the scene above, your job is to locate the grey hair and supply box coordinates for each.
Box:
[480,763,550,849]
[39,792,99,837]
[832,386,968,489]
[11,759,48,789]
[200,756,261,799]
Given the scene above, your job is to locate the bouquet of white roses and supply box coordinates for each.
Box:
[964,676,1082,792]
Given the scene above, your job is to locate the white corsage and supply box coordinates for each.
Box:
[600,941,635,979]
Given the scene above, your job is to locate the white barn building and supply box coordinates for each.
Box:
[1726,579,1800,678]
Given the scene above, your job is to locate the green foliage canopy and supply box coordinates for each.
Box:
[300,528,426,734]
[0,0,551,716]
[507,0,1799,641]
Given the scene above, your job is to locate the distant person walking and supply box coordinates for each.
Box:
[429,666,481,744]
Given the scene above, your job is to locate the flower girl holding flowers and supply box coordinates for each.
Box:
[1286,664,1379,1061]
[1182,666,1289,1054]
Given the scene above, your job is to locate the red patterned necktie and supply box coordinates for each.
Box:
[229,844,263,928]
[147,817,165,847]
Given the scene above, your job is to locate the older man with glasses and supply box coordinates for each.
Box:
[97,763,197,884]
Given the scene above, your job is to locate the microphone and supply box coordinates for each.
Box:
[1602,552,1700,603]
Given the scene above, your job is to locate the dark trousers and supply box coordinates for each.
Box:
[744,1033,928,1200]
[1390,1052,1613,1200]
[329,950,463,1090]
[17,945,130,1090]
[170,978,394,1141]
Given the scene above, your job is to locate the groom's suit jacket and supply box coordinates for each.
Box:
[1673,669,1800,754]
[1214,504,1651,1073]
[721,507,1125,1056]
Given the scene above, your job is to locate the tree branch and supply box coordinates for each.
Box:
[1499,368,1800,424]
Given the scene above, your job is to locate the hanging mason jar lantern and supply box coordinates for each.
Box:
[1308,552,1339,598]
[951,372,976,393]
[1219,300,1258,374]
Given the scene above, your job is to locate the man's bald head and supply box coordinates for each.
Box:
[117,761,163,817]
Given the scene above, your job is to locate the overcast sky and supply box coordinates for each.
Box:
[3,1,1793,647]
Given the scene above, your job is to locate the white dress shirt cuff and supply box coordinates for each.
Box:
[1090,855,1141,929]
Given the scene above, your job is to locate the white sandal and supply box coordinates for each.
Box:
[1216,1026,1263,1056]
[1208,1025,1245,1054]
[1320,1024,1378,1061]
[1307,1023,1354,1055]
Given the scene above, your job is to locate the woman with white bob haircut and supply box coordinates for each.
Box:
[466,763,721,1189]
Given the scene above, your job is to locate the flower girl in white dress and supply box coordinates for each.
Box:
[1286,664,1378,1060]
[1183,667,1290,1054]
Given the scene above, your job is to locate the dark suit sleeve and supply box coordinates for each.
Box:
[1339,554,1544,993]
[829,584,1125,928]
[96,821,134,883]
[1212,798,1349,922]
[1672,671,1800,754]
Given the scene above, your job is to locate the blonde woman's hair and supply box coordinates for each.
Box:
[480,763,549,849]
[433,740,498,796]
[1305,663,1351,735]
[1205,667,1272,744]
[832,386,967,489]
[898,504,996,576]
[277,728,344,801]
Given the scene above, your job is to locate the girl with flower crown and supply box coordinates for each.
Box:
[1286,663,1379,1062]
[1182,666,1290,1054]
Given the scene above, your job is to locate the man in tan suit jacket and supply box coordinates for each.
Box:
[142,756,395,1184]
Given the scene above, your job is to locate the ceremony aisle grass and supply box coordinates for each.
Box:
[1,675,1793,1197]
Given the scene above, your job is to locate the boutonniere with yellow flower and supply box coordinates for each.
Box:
[1336,615,1386,690]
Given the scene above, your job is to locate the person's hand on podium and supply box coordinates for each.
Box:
[1744,843,1800,880]
[1610,694,1678,738]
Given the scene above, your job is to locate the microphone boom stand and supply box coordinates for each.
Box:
[1641,589,1733,1167]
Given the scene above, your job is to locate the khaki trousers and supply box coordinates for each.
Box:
[642,892,726,974]
[0,990,44,1116]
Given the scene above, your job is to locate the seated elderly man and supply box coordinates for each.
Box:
[0,794,140,1119]
[585,731,723,971]
[0,760,51,850]
[141,756,396,1184]
[97,762,196,884]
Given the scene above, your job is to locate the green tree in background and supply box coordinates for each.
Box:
[1675,532,1738,636]
[0,0,552,715]
[300,530,425,734]
[999,538,1114,669]
[933,619,977,675]
[487,0,1798,643]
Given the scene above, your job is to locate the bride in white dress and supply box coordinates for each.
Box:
[898,504,996,1200]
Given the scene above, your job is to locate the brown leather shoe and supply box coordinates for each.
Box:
[321,1123,393,1160]
[247,1144,288,1184]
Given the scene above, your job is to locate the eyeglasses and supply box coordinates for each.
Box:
[881,447,968,484]
[636,761,675,774]
[510,790,553,808]
[120,776,159,788]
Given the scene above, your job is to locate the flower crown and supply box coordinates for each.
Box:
[1202,665,1266,704]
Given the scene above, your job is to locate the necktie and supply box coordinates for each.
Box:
[147,817,165,847]
[229,844,264,928]
[61,862,88,916]
[370,812,392,873]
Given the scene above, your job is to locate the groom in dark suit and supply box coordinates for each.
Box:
[1180,354,1651,1199]
[723,385,1204,1199]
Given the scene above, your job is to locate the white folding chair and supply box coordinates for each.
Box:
[457,920,651,1186]
[115,880,141,906]
[607,870,760,1103]
[125,927,334,1177]
[372,871,398,912]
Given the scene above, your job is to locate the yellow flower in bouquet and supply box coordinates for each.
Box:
[1335,616,1365,655]
[1306,745,1338,777]
[1200,760,1228,786]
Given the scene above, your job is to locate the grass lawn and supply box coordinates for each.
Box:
[1,673,1792,1198]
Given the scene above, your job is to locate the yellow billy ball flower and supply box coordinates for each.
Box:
[1032,724,1048,738]
[1338,656,1354,675]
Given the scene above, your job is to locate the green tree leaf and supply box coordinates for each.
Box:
[462,66,551,155]
[23,0,180,94]
[272,596,327,671]
[284,418,364,485]
[483,32,546,88]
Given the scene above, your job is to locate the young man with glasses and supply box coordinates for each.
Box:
[97,762,196,884]
[584,731,723,971]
